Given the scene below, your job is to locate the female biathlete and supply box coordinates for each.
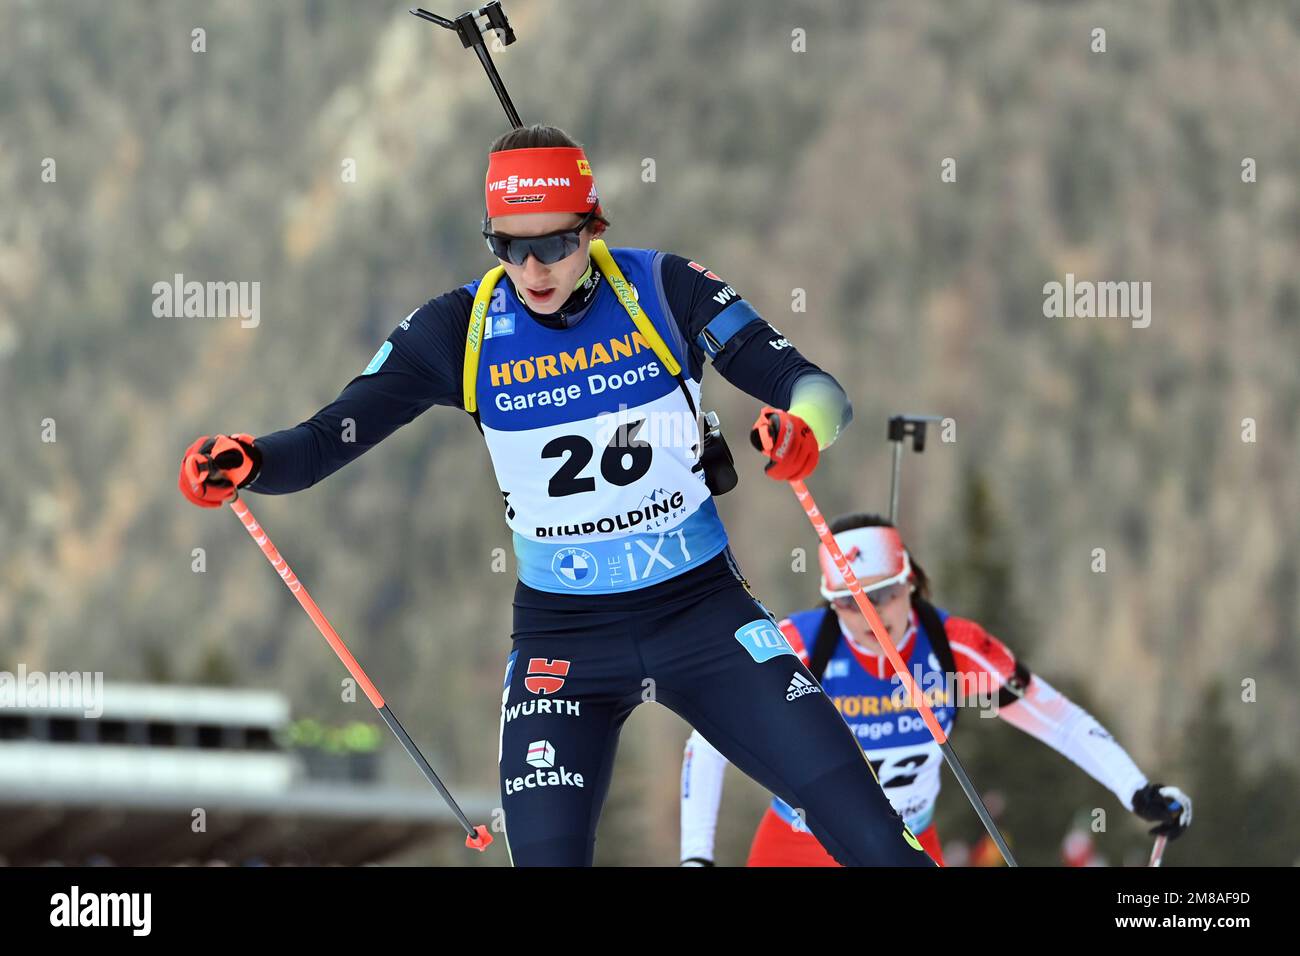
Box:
[680,513,1193,866]
[178,125,931,867]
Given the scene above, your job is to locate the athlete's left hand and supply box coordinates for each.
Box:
[1131,783,1193,839]
[750,406,819,481]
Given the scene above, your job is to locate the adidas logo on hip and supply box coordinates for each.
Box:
[786,672,822,701]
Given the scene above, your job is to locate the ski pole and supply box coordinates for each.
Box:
[227,494,492,852]
[886,414,945,525]
[1148,834,1167,867]
[771,469,1018,865]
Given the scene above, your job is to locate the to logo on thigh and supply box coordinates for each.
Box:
[735,620,796,663]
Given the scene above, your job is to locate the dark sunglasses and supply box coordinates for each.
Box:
[831,582,908,612]
[482,208,598,266]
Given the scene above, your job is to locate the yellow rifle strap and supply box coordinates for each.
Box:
[587,239,682,378]
[462,240,682,412]
[463,264,505,413]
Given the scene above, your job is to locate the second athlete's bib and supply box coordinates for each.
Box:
[773,607,957,834]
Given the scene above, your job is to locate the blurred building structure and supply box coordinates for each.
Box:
[0,683,493,865]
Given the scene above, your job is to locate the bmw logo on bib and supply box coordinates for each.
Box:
[552,547,598,589]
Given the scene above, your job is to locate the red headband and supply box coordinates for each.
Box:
[484,146,601,220]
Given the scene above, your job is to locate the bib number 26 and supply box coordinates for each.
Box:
[542,419,651,497]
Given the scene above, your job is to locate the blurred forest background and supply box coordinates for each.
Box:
[2,0,1297,865]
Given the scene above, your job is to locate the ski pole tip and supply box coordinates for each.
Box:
[466,824,494,851]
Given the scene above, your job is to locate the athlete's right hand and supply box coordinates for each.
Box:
[178,434,260,508]
[1131,783,1193,840]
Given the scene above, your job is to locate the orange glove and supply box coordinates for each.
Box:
[749,407,819,481]
[178,434,259,508]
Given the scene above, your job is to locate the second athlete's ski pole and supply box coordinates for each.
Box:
[1148,834,1168,867]
[227,494,492,852]
[768,466,1019,865]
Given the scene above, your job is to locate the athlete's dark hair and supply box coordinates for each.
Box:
[487,124,609,237]
[826,512,931,602]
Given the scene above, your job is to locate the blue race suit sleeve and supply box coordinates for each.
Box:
[248,289,471,494]
[656,252,853,445]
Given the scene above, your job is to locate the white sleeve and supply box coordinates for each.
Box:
[997,674,1149,810]
[680,730,728,863]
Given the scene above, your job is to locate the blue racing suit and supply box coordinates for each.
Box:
[246,247,930,866]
